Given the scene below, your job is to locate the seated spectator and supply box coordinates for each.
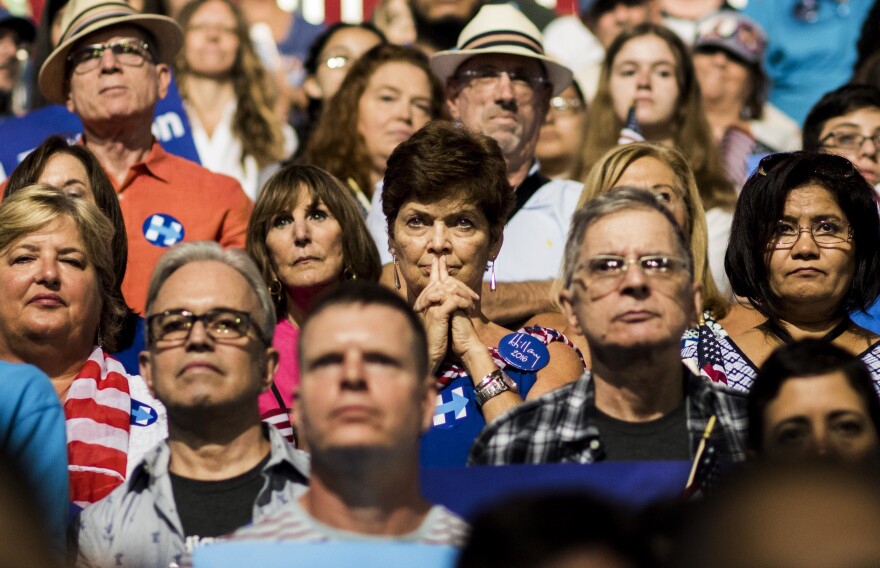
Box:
[803,84,880,191]
[696,152,880,392]
[299,43,443,215]
[578,22,736,292]
[383,121,584,467]
[3,135,143,374]
[38,0,253,314]
[456,491,650,568]
[0,361,67,556]
[228,281,469,545]
[175,0,296,199]
[674,464,880,568]
[470,188,747,490]
[692,11,801,188]
[246,164,380,434]
[0,185,166,507]
[535,81,589,180]
[73,242,310,567]
[0,8,34,119]
[748,339,880,467]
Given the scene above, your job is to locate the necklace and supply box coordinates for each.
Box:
[763,316,850,345]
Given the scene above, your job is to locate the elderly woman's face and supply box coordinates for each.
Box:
[609,34,679,136]
[0,216,101,345]
[391,194,500,294]
[184,0,240,78]
[766,184,856,312]
[763,371,880,464]
[265,190,345,295]
[693,49,752,108]
[37,153,95,203]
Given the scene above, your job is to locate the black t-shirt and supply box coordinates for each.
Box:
[594,402,690,461]
[169,453,270,540]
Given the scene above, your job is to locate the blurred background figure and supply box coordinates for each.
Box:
[579,23,736,293]
[246,164,380,432]
[852,0,880,87]
[692,11,801,188]
[4,136,143,375]
[372,0,415,46]
[408,0,480,54]
[457,492,651,568]
[748,340,880,467]
[535,81,588,180]
[0,7,33,119]
[25,0,66,111]
[298,22,385,151]
[675,464,880,568]
[175,0,296,199]
[544,0,656,101]
[300,43,443,214]
[657,0,725,43]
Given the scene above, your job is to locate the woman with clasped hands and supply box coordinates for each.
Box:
[382,121,585,467]
[0,185,166,509]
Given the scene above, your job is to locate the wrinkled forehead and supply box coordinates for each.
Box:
[455,53,546,77]
[72,23,152,50]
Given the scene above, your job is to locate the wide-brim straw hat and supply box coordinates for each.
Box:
[430,4,573,96]
[39,0,183,105]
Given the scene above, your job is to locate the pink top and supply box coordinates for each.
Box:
[259,319,300,417]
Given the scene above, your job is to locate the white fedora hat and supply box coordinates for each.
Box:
[39,0,182,105]
[430,4,572,96]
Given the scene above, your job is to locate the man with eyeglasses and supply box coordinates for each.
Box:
[373,4,580,325]
[36,0,253,315]
[73,242,309,568]
[470,188,747,485]
[804,84,880,192]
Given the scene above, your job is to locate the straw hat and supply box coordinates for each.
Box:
[430,4,572,96]
[39,0,182,105]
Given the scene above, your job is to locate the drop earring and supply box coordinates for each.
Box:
[393,256,401,290]
[488,260,496,293]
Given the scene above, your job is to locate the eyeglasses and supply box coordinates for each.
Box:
[756,151,857,179]
[456,68,549,97]
[549,95,584,114]
[322,54,350,70]
[147,308,267,346]
[577,255,690,293]
[819,130,880,151]
[769,219,853,249]
[67,39,153,74]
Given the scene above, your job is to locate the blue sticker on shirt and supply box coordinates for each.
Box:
[142,213,184,247]
[432,386,468,430]
[498,333,550,371]
[130,399,158,427]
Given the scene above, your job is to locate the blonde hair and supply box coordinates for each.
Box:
[0,185,124,349]
[573,143,728,318]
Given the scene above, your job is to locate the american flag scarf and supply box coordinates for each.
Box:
[64,346,133,508]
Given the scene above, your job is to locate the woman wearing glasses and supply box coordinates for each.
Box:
[299,44,444,215]
[700,151,880,392]
[0,185,166,508]
[535,82,588,180]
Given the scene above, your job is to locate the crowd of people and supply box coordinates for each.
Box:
[0,0,879,566]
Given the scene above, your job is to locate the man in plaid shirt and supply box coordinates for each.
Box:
[469,189,747,473]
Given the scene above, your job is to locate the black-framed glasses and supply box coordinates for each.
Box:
[67,39,153,74]
[577,255,690,294]
[456,68,549,96]
[768,219,853,249]
[756,152,857,179]
[147,308,267,346]
[819,130,880,151]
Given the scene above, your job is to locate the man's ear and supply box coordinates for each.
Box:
[156,63,171,100]
[446,80,462,121]
[139,350,156,397]
[260,347,280,393]
[65,86,76,113]
[559,286,584,336]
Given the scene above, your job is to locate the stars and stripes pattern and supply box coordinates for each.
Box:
[697,323,729,385]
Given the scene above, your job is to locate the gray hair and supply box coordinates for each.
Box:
[144,241,276,345]
[560,187,694,288]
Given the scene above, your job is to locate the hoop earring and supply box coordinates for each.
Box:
[269,277,283,304]
[343,266,357,281]
[488,260,496,293]
[393,256,401,290]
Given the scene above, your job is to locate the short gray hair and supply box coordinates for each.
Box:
[560,187,694,288]
[144,242,276,345]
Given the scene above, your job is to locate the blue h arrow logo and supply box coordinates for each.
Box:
[433,387,468,428]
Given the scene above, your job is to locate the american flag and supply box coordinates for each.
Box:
[697,324,729,385]
[617,103,645,145]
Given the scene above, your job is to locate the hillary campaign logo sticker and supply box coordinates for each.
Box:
[143,213,185,247]
[432,387,468,429]
[130,399,158,427]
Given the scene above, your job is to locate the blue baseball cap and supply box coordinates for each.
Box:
[0,8,35,43]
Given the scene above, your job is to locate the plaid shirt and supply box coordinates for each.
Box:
[468,369,748,467]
